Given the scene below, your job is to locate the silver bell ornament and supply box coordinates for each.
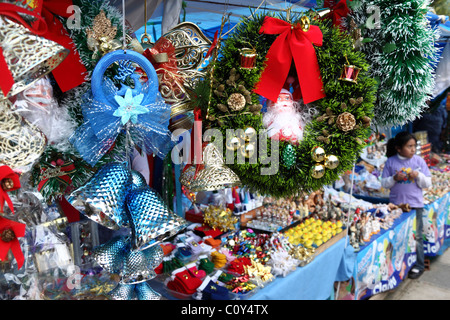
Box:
[120,245,163,284]
[125,187,188,251]
[131,169,149,190]
[108,283,137,300]
[135,282,161,300]
[92,236,129,274]
[67,162,133,230]
[0,16,68,100]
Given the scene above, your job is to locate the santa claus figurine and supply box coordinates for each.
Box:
[262,89,304,144]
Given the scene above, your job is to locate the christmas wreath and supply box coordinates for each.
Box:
[193,12,377,197]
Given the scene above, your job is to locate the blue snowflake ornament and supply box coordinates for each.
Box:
[113,88,149,125]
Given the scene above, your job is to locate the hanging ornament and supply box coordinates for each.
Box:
[300,16,311,32]
[146,22,213,132]
[125,187,187,251]
[131,170,149,190]
[189,143,241,191]
[226,136,242,151]
[240,142,256,159]
[93,236,164,285]
[69,49,173,166]
[179,165,200,197]
[338,55,361,84]
[239,47,257,69]
[240,127,257,142]
[0,10,69,99]
[109,282,161,300]
[92,236,129,274]
[120,245,162,284]
[134,282,161,300]
[282,144,296,169]
[67,162,133,230]
[108,283,137,300]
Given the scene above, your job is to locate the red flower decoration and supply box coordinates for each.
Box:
[0,165,21,214]
[0,216,26,269]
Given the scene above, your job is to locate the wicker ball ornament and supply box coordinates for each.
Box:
[0,101,47,172]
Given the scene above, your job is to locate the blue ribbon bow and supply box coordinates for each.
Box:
[70,50,174,166]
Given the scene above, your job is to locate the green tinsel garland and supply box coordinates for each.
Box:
[349,0,439,127]
[194,12,377,197]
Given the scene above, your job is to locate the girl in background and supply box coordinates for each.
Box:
[381,131,432,279]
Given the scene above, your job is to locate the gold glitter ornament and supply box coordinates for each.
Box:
[203,205,238,232]
[86,11,121,59]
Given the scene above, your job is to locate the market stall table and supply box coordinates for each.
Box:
[249,237,348,300]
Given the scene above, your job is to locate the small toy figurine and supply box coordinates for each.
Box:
[262,89,305,144]
[0,166,21,214]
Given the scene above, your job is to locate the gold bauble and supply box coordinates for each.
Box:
[311,146,326,162]
[240,143,256,158]
[240,126,257,142]
[226,136,241,151]
[311,164,325,179]
[324,155,339,170]
[300,16,311,32]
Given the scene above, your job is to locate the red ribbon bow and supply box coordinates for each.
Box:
[0,166,21,214]
[324,0,351,30]
[254,16,325,105]
[33,0,88,92]
[0,216,26,270]
[143,36,182,89]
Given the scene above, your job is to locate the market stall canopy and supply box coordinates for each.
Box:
[127,0,317,43]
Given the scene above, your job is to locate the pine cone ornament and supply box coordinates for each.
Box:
[336,112,356,131]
